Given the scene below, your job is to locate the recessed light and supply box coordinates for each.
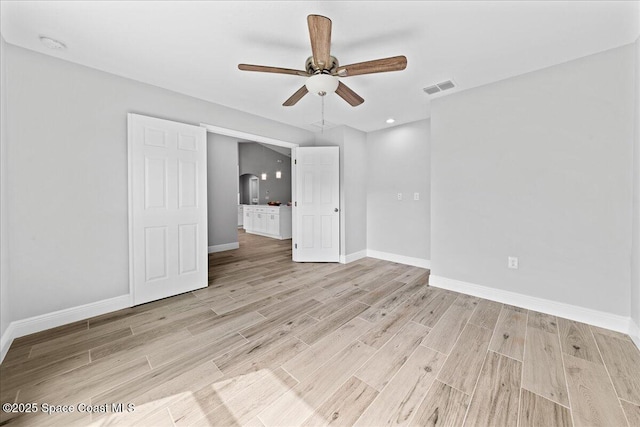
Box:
[386,118,395,124]
[39,36,66,50]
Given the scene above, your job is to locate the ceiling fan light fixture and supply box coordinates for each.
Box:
[386,118,395,124]
[305,74,339,96]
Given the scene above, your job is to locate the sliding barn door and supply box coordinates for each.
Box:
[128,114,208,305]
[293,146,340,262]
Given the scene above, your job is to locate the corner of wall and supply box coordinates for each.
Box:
[0,36,12,352]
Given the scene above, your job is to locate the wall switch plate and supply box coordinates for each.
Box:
[414,192,420,201]
[397,193,402,201]
[508,256,518,269]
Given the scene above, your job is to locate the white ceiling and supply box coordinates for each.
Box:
[1,1,638,133]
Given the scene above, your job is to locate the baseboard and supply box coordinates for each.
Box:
[630,318,640,351]
[430,275,632,335]
[0,294,130,363]
[340,250,367,264]
[366,250,431,269]
[208,242,240,253]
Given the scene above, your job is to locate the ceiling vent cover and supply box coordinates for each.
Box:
[423,80,456,95]
[423,85,440,95]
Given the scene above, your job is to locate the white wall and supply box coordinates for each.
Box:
[207,134,239,248]
[3,43,313,323]
[366,120,430,263]
[0,37,10,339]
[631,35,640,344]
[431,44,635,318]
[314,126,368,260]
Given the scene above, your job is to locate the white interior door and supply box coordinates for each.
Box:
[128,113,208,305]
[293,146,340,262]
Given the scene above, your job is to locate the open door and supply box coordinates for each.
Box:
[128,114,208,305]
[292,146,340,262]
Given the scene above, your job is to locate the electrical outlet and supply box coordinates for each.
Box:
[397,193,402,201]
[414,192,420,201]
[508,256,518,269]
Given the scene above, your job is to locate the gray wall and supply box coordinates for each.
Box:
[431,44,635,316]
[366,120,430,261]
[315,126,368,258]
[632,36,640,335]
[3,42,313,323]
[208,134,239,248]
[1,37,9,339]
[239,143,291,204]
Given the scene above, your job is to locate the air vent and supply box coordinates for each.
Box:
[423,85,440,95]
[437,80,455,91]
[423,79,456,95]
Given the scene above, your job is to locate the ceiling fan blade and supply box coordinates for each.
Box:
[238,64,309,77]
[283,86,309,106]
[335,82,364,106]
[335,55,407,77]
[308,15,332,70]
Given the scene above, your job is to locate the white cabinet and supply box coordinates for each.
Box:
[243,205,292,240]
[238,205,244,227]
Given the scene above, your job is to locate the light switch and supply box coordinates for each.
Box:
[414,192,420,201]
[397,193,402,201]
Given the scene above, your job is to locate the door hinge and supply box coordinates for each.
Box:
[295,243,298,249]
[295,201,297,207]
[294,159,297,164]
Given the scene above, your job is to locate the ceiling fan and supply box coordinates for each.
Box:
[238,14,407,107]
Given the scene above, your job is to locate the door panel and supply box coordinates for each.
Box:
[129,114,208,305]
[293,146,340,262]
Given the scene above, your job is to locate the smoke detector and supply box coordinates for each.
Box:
[423,80,456,95]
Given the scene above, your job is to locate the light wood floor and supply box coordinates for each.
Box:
[1,230,640,426]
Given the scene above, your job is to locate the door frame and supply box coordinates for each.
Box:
[199,123,300,256]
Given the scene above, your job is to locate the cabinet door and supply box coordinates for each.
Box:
[244,210,253,230]
[267,214,279,236]
[255,213,267,232]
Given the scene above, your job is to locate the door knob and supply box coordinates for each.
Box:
[334,208,339,212]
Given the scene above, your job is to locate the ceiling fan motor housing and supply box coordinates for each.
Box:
[306,56,339,74]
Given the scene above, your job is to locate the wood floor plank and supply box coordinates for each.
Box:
[468,299,502,330]
[519,389,573,427]
[410,380,470,427]
[91,332,242,407]
[354,345,446,427]
[19,356,151,404]
[592,331,640,404]
[26,326,133,361]
[464,351,522,427]
[528,311,558,333]
[563,353,628,426]
[283,317,372,382]
[358,288,431,349]
[436,323,493,394]
[522,327,569,407]
[213,314,318,374]
[621,399,640,426]
[297,301,369,346]
[95,360,224,425]
[359,280,425,323]
[308,376,379,427]
[239,299,322,340]
[355,321,429,391]
[191,367,297,427]
[257,340,376,427]
[489,306,527,361]
[557,318,603,364]
[411,290,457,328]
[422,303,476,354]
